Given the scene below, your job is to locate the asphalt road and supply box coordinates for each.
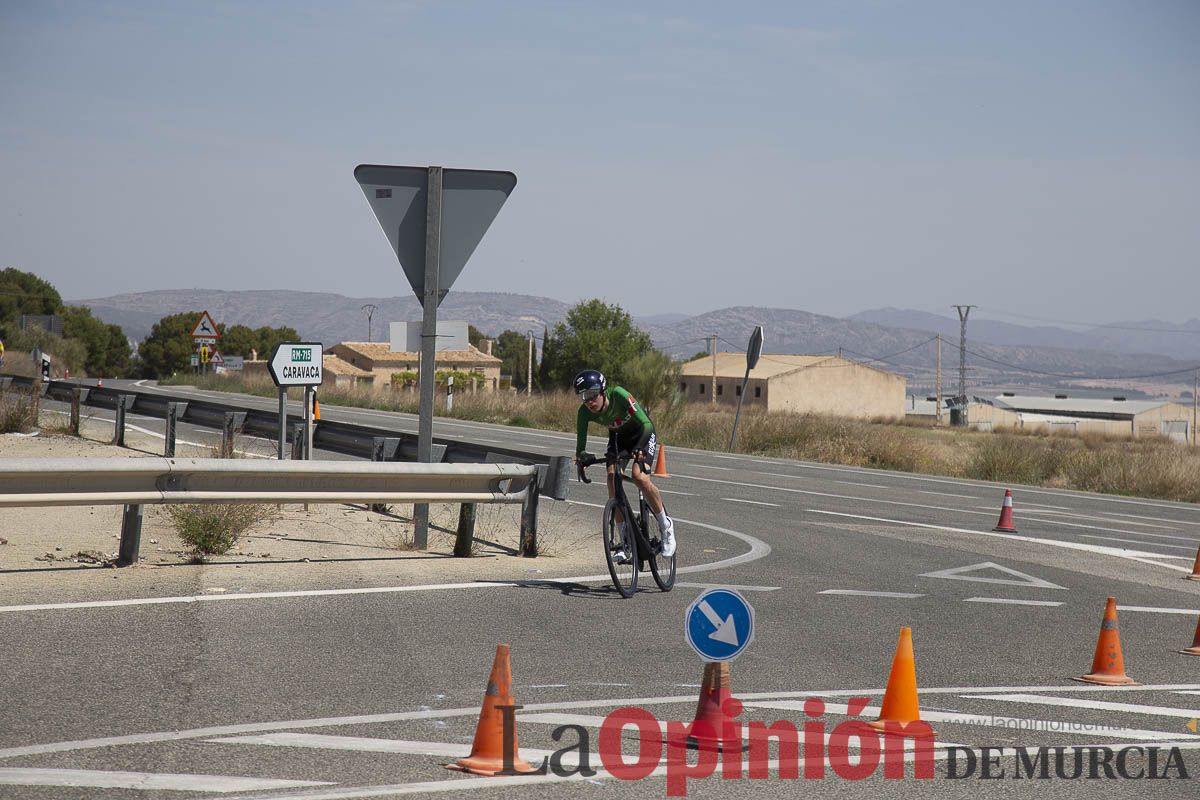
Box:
[4,380,1200,798]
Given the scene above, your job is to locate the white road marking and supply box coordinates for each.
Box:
[695,464,733,471]
[962,694,1200,719]
[209,733,469,757]
[818,590,925,599]
[657,489,695,496]
[832,480,895,490]
[744,701,1200,742]
[1029,510,1181,531]
[0,513,769,614]
[918,490,977,499]
[1119,606,1200,615]
[1175,691,1200,695]
[1079,534,1196,551]
[674,582,780,592]
[722,498,780,507]
[963,597,1063,607]
[919,561,1066,589]
[0,768,329,792]
[807,509,1193,572]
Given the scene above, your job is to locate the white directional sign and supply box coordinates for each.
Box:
[268,342,324,387]
[685,588,755,662]
[190,311,219,339]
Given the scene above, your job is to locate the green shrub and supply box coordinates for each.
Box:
[166,503,276,559]
[0,387,39,433]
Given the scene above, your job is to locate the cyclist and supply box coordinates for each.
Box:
[573,368,676,558]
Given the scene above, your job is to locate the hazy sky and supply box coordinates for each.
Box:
[2,1,1197,323]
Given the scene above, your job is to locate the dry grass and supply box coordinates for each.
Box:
[166,503,279,559]
[0,387,39,433]
[160,375,1200,504]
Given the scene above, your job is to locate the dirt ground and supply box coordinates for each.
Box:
[0,410,603,605]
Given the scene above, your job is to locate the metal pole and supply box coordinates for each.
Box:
[728,364,752,451]
[117,504,144,566]
[165,402,179,457]
[277,388,287,459]
[935,334,943,428]
[527,330,533,395]
[710,334,717,406]
[1193,371,1198,447]
[304,386,313,460]
[952,305,975,425]
[413,165,444,550]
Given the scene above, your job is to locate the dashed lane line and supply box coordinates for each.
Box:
[963,597,1063,607]
[960,694,1200,720]
[0,768,329,792]
[818,590,925,599]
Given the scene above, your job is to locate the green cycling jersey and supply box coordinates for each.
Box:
[575,385,653,456]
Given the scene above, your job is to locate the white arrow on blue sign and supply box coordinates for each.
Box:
[685,588,755,662]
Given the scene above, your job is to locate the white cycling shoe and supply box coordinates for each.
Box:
[659,517,676,557]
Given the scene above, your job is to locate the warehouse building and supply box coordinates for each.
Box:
[680,353,906,419]
[993,394,1193,443]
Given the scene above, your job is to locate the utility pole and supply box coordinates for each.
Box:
[1193,370,1197,447]
[361,304,378,342]
[710,334,718,406]
[527,330,533,396]
[935,334,943,427]
[952,305,975,425]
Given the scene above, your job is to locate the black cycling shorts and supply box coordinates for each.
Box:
[606,425,657,471]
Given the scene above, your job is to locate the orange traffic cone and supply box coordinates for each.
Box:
[313,396,321,421]
[97,375,103,388]
[447,645,539,776]
[868,627,934,735]
[679,661,746,751]
[1180,615,1200,657]
[993,488,1017,532]
[1186,545,1200,582]
[654,445,670,477]
[1074,597,1138,685]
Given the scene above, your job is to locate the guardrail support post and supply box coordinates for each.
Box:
[165,402,181,457]
[117,504,144,565]
[290,423,306,461]
[114,394,128,446]
[371,437,400,513]
[221,412,247,458]
[519,468,542,558]
[454,503,476,557]
[69,386,81,434]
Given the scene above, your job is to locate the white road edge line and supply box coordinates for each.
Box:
[963,597,1063,607]
[818,590,925,599]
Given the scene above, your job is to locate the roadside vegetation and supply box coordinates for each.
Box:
[157,372,1200,504]
[166,503,278,560]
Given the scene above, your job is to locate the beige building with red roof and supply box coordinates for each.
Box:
[327,342,503,391]
[680,353,905,419]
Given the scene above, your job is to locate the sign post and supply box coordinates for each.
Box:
[355,164,516,547]
[729,326,764,451]
[268,342,324,460]
[190,311,220,377]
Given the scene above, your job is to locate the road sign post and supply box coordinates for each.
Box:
[268,342,324,461]
[355,164,516,548]
[729,325,764,452]
[685,588,755,662]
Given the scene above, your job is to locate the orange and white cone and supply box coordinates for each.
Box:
[868,627,934,736]
[1074,597,1138,685]
[654,446,670,478]
[993,489,1017,532]
[680,661,745,751]
[1186,545,1200,582]
[447,644,539,776]
[1180,615,1200,657]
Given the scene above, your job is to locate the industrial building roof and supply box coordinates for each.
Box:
[331,342,501,366]
[992,395,1177,416]
[681,352,897,380]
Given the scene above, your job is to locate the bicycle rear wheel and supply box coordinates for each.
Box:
[602,499,637,598]
[644,499,676,592]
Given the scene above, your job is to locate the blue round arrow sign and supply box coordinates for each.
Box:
[685,588,755,662]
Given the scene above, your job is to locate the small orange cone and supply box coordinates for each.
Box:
[447,645,539,776]
[97,375,103,388]
[654,445,670,477]
[993,488,1017,532]
[313,396,321,421]
[1186,545,1200,582]
[868,627,934,735]
[1074,597,1138,685]
[1180,615,1200,657]
[679,661,746,751]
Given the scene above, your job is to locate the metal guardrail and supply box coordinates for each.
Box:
[0,458,538,507]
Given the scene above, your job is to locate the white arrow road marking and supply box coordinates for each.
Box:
[919,562,1066,590]
[0,768,329,792]
[698,600,739,646]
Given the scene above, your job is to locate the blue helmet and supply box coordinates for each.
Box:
[573,369,606,398]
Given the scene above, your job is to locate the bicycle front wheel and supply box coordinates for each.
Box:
[644,501,677,592]
[602,499,638,598]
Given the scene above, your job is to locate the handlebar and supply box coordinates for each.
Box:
[576,451,648,484]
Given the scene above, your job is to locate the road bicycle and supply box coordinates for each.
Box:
[577,452,676,598]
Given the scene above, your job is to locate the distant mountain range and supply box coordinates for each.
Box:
[72,290,1198,399]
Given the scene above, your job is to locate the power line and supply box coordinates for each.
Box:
[972,307,1200,335]
[961,346,1200,381]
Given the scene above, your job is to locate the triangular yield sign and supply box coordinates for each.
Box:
[918,561,1066,590]
[190,310,219,339]
[354,165,516,304]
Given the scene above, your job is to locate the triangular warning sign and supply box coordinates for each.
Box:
[190,310,219,339]
[918,562,1066,590]
[354,165,516,304]
[208,349,224,366]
